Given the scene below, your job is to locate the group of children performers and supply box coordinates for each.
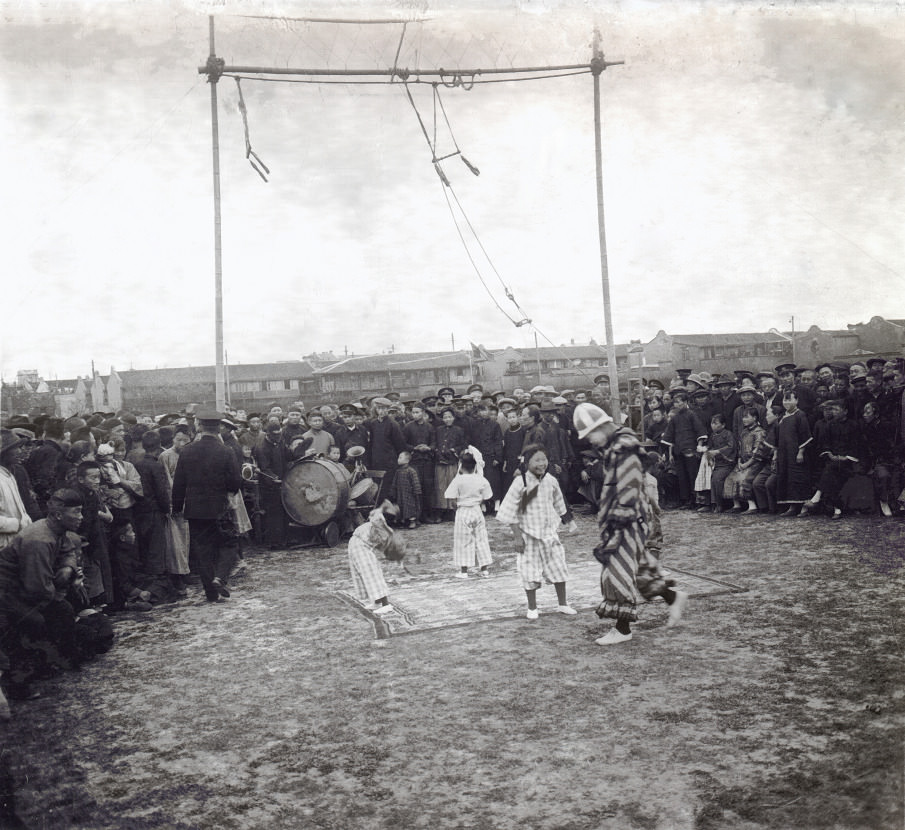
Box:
[347,405,688,644]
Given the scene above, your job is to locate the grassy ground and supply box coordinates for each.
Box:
[2,509,903,830]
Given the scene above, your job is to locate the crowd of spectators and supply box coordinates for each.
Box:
[1,355,902,720]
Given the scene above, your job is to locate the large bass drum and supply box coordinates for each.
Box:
[281,458,351,527]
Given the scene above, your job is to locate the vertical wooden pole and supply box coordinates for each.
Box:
[209,16,226,411]
[591,29,622,424]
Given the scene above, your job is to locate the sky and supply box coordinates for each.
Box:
[1,0,903,382]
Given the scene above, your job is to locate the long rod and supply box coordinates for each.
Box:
[591,30,621,424]
[199,62,590,78]
[209,16,226,411]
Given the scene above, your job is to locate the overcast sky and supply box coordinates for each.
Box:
[1,0,903,382]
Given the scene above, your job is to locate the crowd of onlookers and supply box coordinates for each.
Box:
[1,354,902,720]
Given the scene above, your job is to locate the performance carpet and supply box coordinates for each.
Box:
[334,561,746,639]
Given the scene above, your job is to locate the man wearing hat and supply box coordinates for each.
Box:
[368,398,407,504]
[573,404,688,645]
[253,422,290,550]
[171,411,242,603]
[712,374,740,425]
[336,404,370,460]
[437,387,456,407]
[731,378,767,439]
[24,417,67,517]
[0,488,86,700]
[775,363,797,393]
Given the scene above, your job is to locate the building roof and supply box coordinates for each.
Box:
[116,361,315,387]
[670,332,791,347]
[315,351,472,374]
[510,345,613,361]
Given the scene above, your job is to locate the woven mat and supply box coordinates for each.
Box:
[334,561,746,639]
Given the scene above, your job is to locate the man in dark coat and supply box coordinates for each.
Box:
[133,431,171,600]
[367,398,407,503]
[171,412,242,603]
[253,422,289,550]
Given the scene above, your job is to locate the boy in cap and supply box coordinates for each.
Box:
[573,404,688,644]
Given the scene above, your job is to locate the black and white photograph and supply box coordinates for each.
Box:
[0,1,903,827]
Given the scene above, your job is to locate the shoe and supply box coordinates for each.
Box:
[696,506,711,513]
[595,629,632,645]
[797,503,813,517]
[374,604,395,616]
[205,594,224,603]
[666,590,689,628]
[455,572,469,579]
[211,578,231,598]
[740,507,759,515]
[779,507,799,517]
[556,604,578,615]
[880,502,893,517]
[526,608,539,620]
[125,599,153,612]
[729,506,744,513]
[831,509,843,520]
[480,570,490,578]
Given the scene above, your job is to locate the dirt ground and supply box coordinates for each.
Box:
[2,508,903,830]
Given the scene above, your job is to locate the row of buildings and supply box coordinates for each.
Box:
[4,317,903,418]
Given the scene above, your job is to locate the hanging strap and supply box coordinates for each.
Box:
[235,78,271,182]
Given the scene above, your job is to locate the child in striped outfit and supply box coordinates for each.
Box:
[347,501,402,614]
[444,451,494,578]
[496,443,578,619]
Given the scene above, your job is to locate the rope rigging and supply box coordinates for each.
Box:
[234,78,271,182]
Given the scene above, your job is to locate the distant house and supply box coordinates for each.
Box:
[643,329,794,378]
[314,352,477,401]
[114,361,317,414]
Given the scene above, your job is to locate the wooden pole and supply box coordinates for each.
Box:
[591,29,621,424]
[208,16,226,412]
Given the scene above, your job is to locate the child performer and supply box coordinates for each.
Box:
[444,450,494,578]
[347,501,403,615]
[573,403,688,645]
[496,443,578,619]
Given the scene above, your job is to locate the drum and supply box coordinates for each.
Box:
[281,458,351,527]
[349,476,379,505]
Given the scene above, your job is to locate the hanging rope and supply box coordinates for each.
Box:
[234,78,271,182]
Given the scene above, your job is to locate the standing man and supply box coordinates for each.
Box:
[171,411,242,603]
[573,404,688,646]
[368,398,407,504]
[660,391,708,510]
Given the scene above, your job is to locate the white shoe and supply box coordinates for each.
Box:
[455,572,469,579]
[480,570,490,578]
[556,604,578,615]
[666,590,688,628]
[595,628,632,645]
[880,502,892,517]
[374,604,395,616]
[526,608,539,620]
